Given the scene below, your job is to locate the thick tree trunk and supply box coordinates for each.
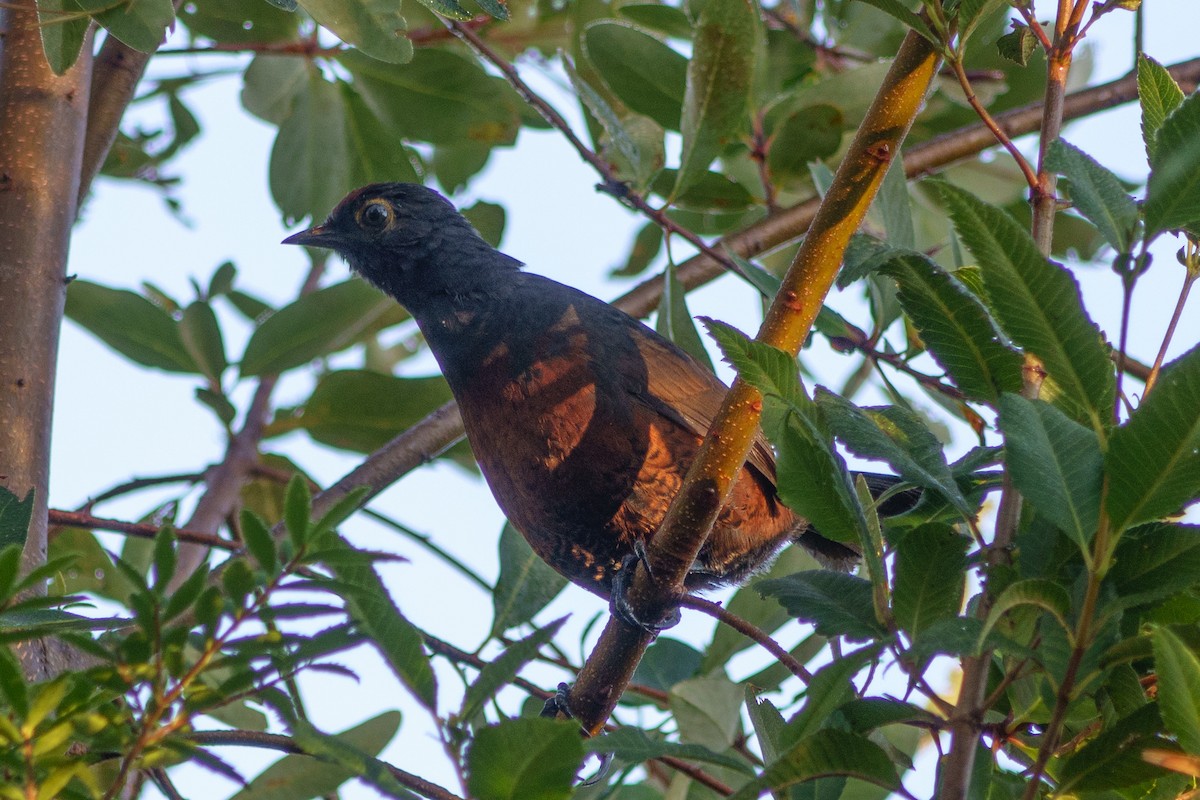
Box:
[0,8,94,679]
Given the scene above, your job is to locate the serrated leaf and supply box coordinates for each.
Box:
[1046,139,1139,252]
[584,21,688,130]
[1137,54,1185,163]
[936,182,1115,435]
[1153,627,1200,753]
[892,524,968,636]
[584,727,753,774]
[1058,704,1172,791]
[757,571,884,640]
[65,280,197,373]
[1108,524,1200,610]
[241,280,393,376]
[788,650,868,741]
[1144,91,1200,238]
[467,717,583,800]
[490,524,567,636]
[462,617,566,723]
[322,535,437,711]
[0,488,34,550]
[883,252,1023,403]
[1105,344,1200,533]
[999,394,1103,549]
[978,578,1071,648]
[672,0,757,197]
[77,0,174,54]
[279,713,410,800]
[728,729,900,800]
[296,0,414,62]
[816,389,970,515]
[838,697,940,732]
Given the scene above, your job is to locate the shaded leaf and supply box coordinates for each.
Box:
[270,67,351,226]
[38,0,89,74]
[657,262,714,370]
[462,617,566,722]
[882,252,1022,403]
[1105,344,1200,533]
[491,523,567,636]
[999,394,1103,549]
[892,524,968,636]
[1137,54,1185,163]
[937,182,1114,434]
[1145,90,1200,238]
[584,727,753,773]
[978,578,1071,647]
[467,717,583,800]
[767,105,844,182]
[632,638,702,696]
[285,714,413,799]
[669,673,745,751]
[757,571,884,640]
[1058,704,1173,791]
[1153,627,1200,753]
[1045,139,1138,253]
[65,280,197,373]
[728,729,900,800]
[0,488,34,551]
[297,0,414,63]
[584,21,687,130]
[77,0,173,54]
[180,301,228,382]
[1108,524,1200,610]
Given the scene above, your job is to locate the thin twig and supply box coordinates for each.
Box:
[681,596,813,683]
[47,509,237,550]
[946,57,1038,190]
[1144,246,1198,396]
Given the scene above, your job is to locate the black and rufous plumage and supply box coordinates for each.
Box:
[284,183,900,601]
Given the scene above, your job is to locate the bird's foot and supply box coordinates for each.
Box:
[609,543,682,634]
[541,681,574,719]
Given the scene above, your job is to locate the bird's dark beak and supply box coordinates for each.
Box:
[282,224,340,249]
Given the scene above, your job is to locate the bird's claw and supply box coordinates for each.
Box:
[541,681,574,720]
[609,546,682,634]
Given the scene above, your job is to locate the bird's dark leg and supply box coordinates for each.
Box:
[609,541,682,634]
[540,683,614,785]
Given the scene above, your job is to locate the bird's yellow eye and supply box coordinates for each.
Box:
[358,199,394,232]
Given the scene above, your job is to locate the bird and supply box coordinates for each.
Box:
[283,183,914,626]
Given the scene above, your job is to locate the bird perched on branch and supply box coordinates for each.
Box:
[284,183,914,627]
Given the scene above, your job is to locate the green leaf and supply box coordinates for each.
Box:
[1058,704,1172,791]
[936,182,1115,435]
[875,154,915,249]
[77,0,174,54]
[178,0,299,44]
[270,67,351,226]
[322,535,437,711]
[766,105,844,183]
[584,21,688,130]
[1152,627,1200,753]
[38,0,90,74]
[490,523,567,636]
[0,488,34,550]
[467,717,583,800]
[702,318,803,403]
[240,280,394,377]
[242,55,309,125]
[1137,54,1185,163]
[612,223,664,277]
[669,673,745,751]
[341,82,423,187]
[284,474,312,546]
[617,4,694,38]
[816,389,970,515]
[652,169,756,211]
[584,727,753,774]
[656,262,715,371]
[632,638,702,695]
[1144,91,1200,238]
[288,370,453,454]
[240,511,277,575]
[838,697,940,732]
[892,524,968,636]
[787,650,868,741]
[1108,524,1200,610]
[567,61,665,190]
[728,729,900,800]
[757,571,885,640]
[882,252,1022,403]
[672,0,757,197]
[978,578,1071,648]
[65,280,197,373]
[341,49,520,146]
[282,713,411,800]
[151,527,177,592]
[461,617,566,722]
[1105,344,1200,533]
[996,25,1036,67]
[297,0,414,63]
[999,394,1104,549]
[1045,140,1138,253]
[462,201,506,249]
[180,301,228,382]
[850,0,937,45]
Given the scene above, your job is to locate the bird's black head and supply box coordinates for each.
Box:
[282,183,521,304]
